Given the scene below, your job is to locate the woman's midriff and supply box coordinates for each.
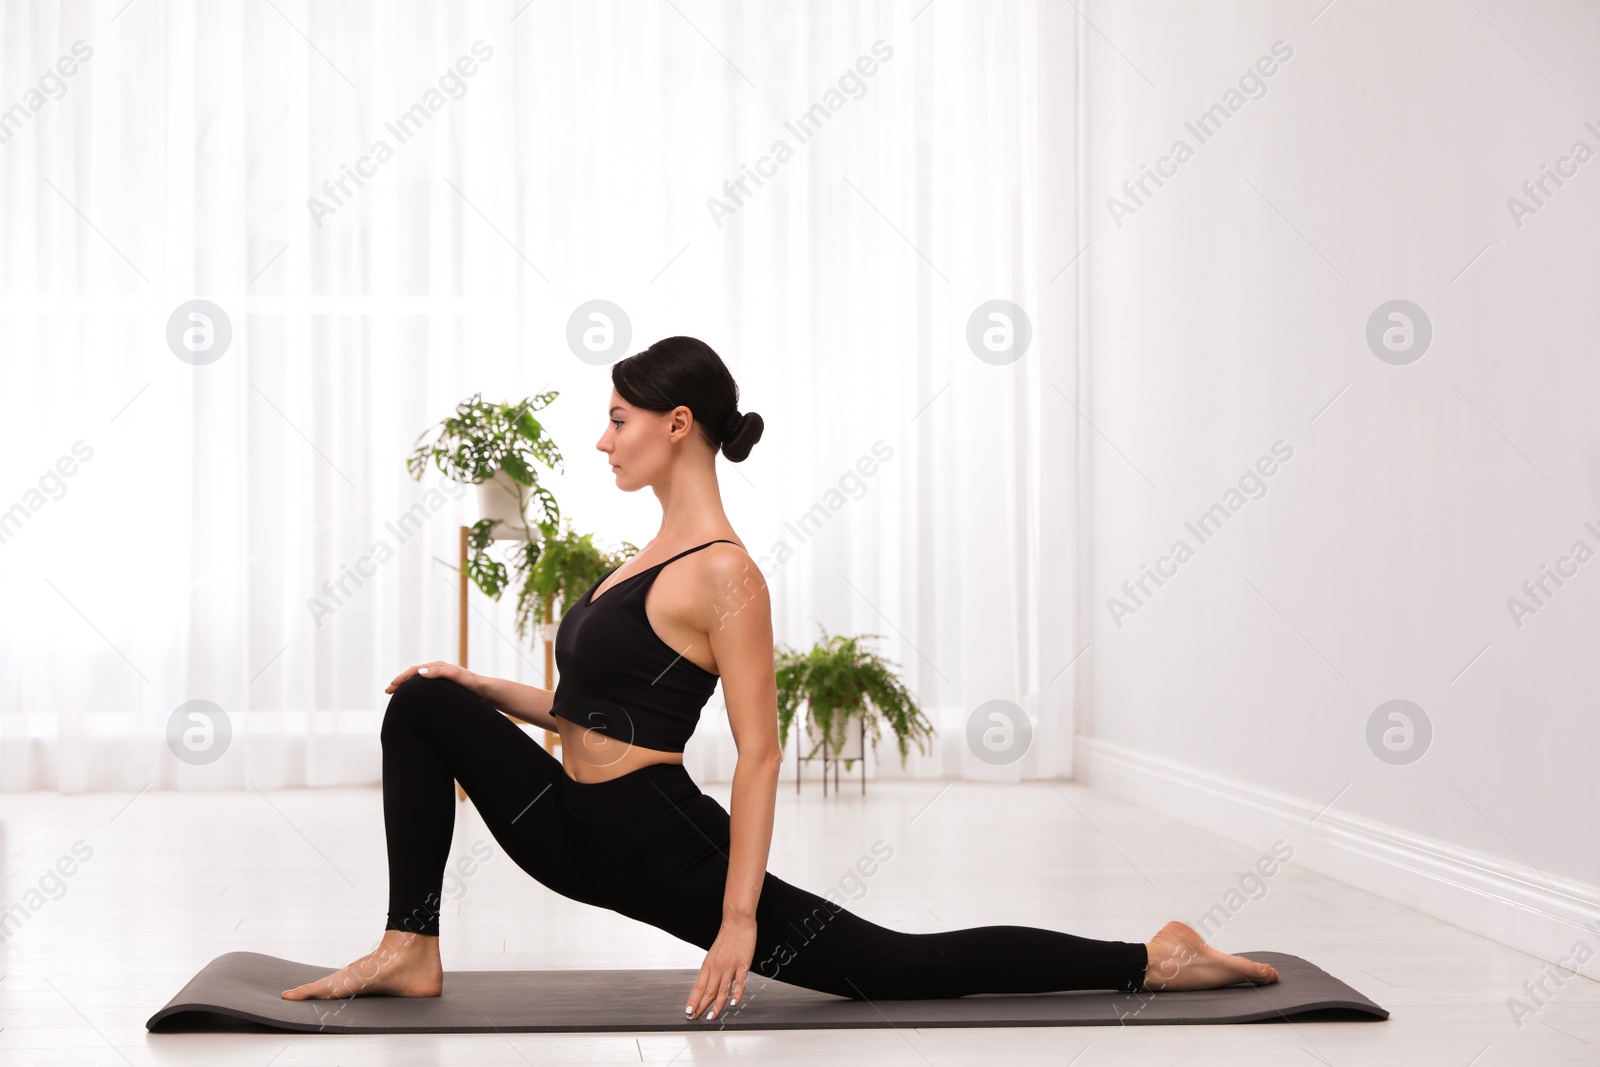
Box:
[556,717,684,784]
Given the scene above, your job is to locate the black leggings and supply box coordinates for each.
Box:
[380,675,1149,1000]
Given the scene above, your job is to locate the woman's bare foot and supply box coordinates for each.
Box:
[281,929,443,1000]
[1141,920,1280,991]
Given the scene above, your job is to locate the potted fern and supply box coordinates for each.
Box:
[775,626,936,772]
[405,390,570,644]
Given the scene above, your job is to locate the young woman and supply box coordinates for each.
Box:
[282,336,1279,1020]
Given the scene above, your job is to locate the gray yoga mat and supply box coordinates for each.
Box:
[146,950,1387,1033]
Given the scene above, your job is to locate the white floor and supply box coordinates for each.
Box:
[1,778,1595,1066]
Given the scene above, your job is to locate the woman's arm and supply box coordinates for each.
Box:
[723,740,783,916]
[467,674,559,732]
[713,559,783,918]
[385,662,559,731]
[685,553,782,1020]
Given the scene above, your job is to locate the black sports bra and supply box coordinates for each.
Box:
[549,539,739,753]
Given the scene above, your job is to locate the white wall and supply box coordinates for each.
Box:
[1072,0,1600,970]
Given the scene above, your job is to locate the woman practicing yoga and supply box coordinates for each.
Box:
[282,335,1280,1019]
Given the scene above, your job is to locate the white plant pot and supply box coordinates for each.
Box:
[477,468,531,539]
[804,708,865,760]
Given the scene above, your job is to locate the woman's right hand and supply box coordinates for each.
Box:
[385,661,479,694]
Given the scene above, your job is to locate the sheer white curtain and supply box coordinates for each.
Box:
[0,0,1081,791]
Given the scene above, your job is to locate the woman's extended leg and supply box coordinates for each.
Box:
[748,873,1149,999]
[284,675,597,999]
[610,787,1151,1001]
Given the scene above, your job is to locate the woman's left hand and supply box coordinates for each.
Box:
[685,914,757,1020]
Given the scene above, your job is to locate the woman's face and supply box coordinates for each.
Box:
[596,390,681,489]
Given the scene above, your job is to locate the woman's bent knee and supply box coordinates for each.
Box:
[382,675,470,742]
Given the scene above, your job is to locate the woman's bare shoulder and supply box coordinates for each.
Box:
[694,540,767,615]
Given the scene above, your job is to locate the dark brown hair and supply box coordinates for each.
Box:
[611,336,764,462]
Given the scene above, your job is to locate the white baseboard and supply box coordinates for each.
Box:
[1074,735,1600,981]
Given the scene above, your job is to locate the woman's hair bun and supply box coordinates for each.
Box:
[720,410,763,463]
[612,336,764,462]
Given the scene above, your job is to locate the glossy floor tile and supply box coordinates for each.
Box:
[1,779,1594,1065]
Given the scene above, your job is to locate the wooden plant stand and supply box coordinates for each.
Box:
[455,525,559,801]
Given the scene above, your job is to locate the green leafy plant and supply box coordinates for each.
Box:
[774,625,936,770]
[405,390,570,642]
[518,523,641,637]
